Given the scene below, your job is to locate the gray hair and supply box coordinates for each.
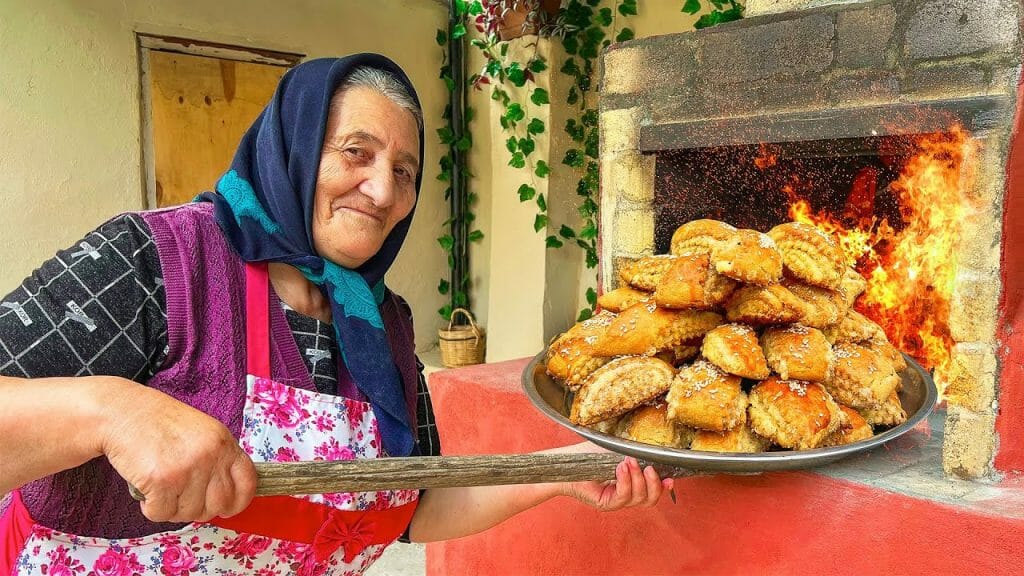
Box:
[332,66,423,131]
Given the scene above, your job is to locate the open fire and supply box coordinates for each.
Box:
[767,127,978,392]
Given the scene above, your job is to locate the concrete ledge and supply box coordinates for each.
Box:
[426,358,1024,576]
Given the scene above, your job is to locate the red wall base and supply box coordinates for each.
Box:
[426,359,1024,576]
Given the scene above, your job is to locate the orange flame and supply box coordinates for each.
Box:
[784,126,978,389]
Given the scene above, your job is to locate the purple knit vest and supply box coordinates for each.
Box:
[16,203,421,538]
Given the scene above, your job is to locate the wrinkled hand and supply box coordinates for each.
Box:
[561,456,672,511]
[99,378,257,523]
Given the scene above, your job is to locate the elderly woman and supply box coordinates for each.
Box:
[0,55,668,575]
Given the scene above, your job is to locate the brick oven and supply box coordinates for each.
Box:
[599,0,1023,480]
[425,2,1024,573]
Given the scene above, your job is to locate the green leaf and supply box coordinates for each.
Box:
[529,58,548,73]
[536,193,547,212]
[519,137,536,156]
[579,221,598,239]
[563,149,584,168]
[534,214,549,232]
[439,304,453,320]
[506,136,518,154]
[563,35,579,55]
[527,118,546,135]
[468,229,485,243]
[615,28,635,42]
[436,126,454,144]
[518,184,536,202]
[456,136,472,151]
[559,225,576,239]
[597,7,613,25]
[586,287,598,307]
[546,235,564,249]
[443,76,456,92]
[535,161,551,178]
[565,119,585,142]
[468,1,483,15]
[485,59,502,77]
[581,109,599,127]
[437,235,455,251]
[500,43,509,56]
[530,87,550,106]
[577,307,593,322]
[436,29,447,45]
[438,279,450,295]
[585,0,600,6]
[560,58,580,76]
[567,86,579,105]
[509,152,526,169]
[585,250,599,268]
[618,0,638,16]
[506,103,526,122]
[682,0,701,14]
[507,63,527,87]
[452,23,467,39]
[453,291,468,307]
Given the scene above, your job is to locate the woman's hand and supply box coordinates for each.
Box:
[560,456,673,511]
[98,378,257,523]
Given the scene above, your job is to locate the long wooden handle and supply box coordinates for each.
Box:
[255,453,699,496]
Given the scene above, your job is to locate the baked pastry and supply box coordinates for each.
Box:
[784,280,847,329]
[654,252,737,310]
[592,302,723,357]
[711,229,783,286]
[670,219,737,257]
[761,324,834,382]
[654,343,702,367]
[821,405,874,447]
[867,339,907,373]
[701,323,770,380]
[569,356,676,426]
[724,284,806,325]
[597,286,651,313]
[839,267,868,307]
[859,391,908,427]
[748,377,845,450]
[690,423,771,453]
[546,311,615,390]
[618,255,677,291]
[590,415,626,436]
[822,309,886,345]
[665,359,748,432]
[826,342,901,409]
[619,403,696,448]
[768,222,845,290]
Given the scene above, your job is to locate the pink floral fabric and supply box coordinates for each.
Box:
[12,378,417,575]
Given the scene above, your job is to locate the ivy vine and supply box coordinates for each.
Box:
[434,0,742,322]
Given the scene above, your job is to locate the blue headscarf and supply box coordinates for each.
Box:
[198,55,423,458]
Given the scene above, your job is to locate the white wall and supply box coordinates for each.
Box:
[0,0,448,352]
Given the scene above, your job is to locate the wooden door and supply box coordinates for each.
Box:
[147,51,288,207]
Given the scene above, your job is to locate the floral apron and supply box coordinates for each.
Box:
[2,262,418,576]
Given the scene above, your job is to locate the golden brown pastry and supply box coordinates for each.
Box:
[839,267,868,307]
[761,324,833,382]
[665,359,748,432]
[822,309,886,345]
[569,356,676,426]
[670,219,737,257]
[701,323,770,380]
[592,302,723,357]
[690,423,771,453]
[654,343,702,367]
[821,405,874,447]
[545,311,615,390]
[618,255,677,291]
[724,284,806,325]
[858,391,908,427]
[768,222,845,290]
[597,286,651,313]
[589,414,626,436]
[784,280,847,329]
[619,403,696,448]
[654,253,737,310]
[711,229,783,286]
[748,377,845,450]
[825,342,901,409]
[867,339,907,373]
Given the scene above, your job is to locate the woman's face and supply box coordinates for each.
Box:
[312,86,420,269]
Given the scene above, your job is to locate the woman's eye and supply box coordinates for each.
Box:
[395,167,413,181]
[345,148,367,160]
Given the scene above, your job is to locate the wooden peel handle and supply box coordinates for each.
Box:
[255,453,698,496]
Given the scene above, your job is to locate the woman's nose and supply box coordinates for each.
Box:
[358,163,396,207]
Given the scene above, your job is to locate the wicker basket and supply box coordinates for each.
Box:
[439,308,486,368]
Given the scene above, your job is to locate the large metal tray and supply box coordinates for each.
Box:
[522,350,937,474]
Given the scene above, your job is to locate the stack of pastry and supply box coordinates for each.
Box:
[546,219,908,454]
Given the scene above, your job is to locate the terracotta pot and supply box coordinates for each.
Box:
[497,0,562,41]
